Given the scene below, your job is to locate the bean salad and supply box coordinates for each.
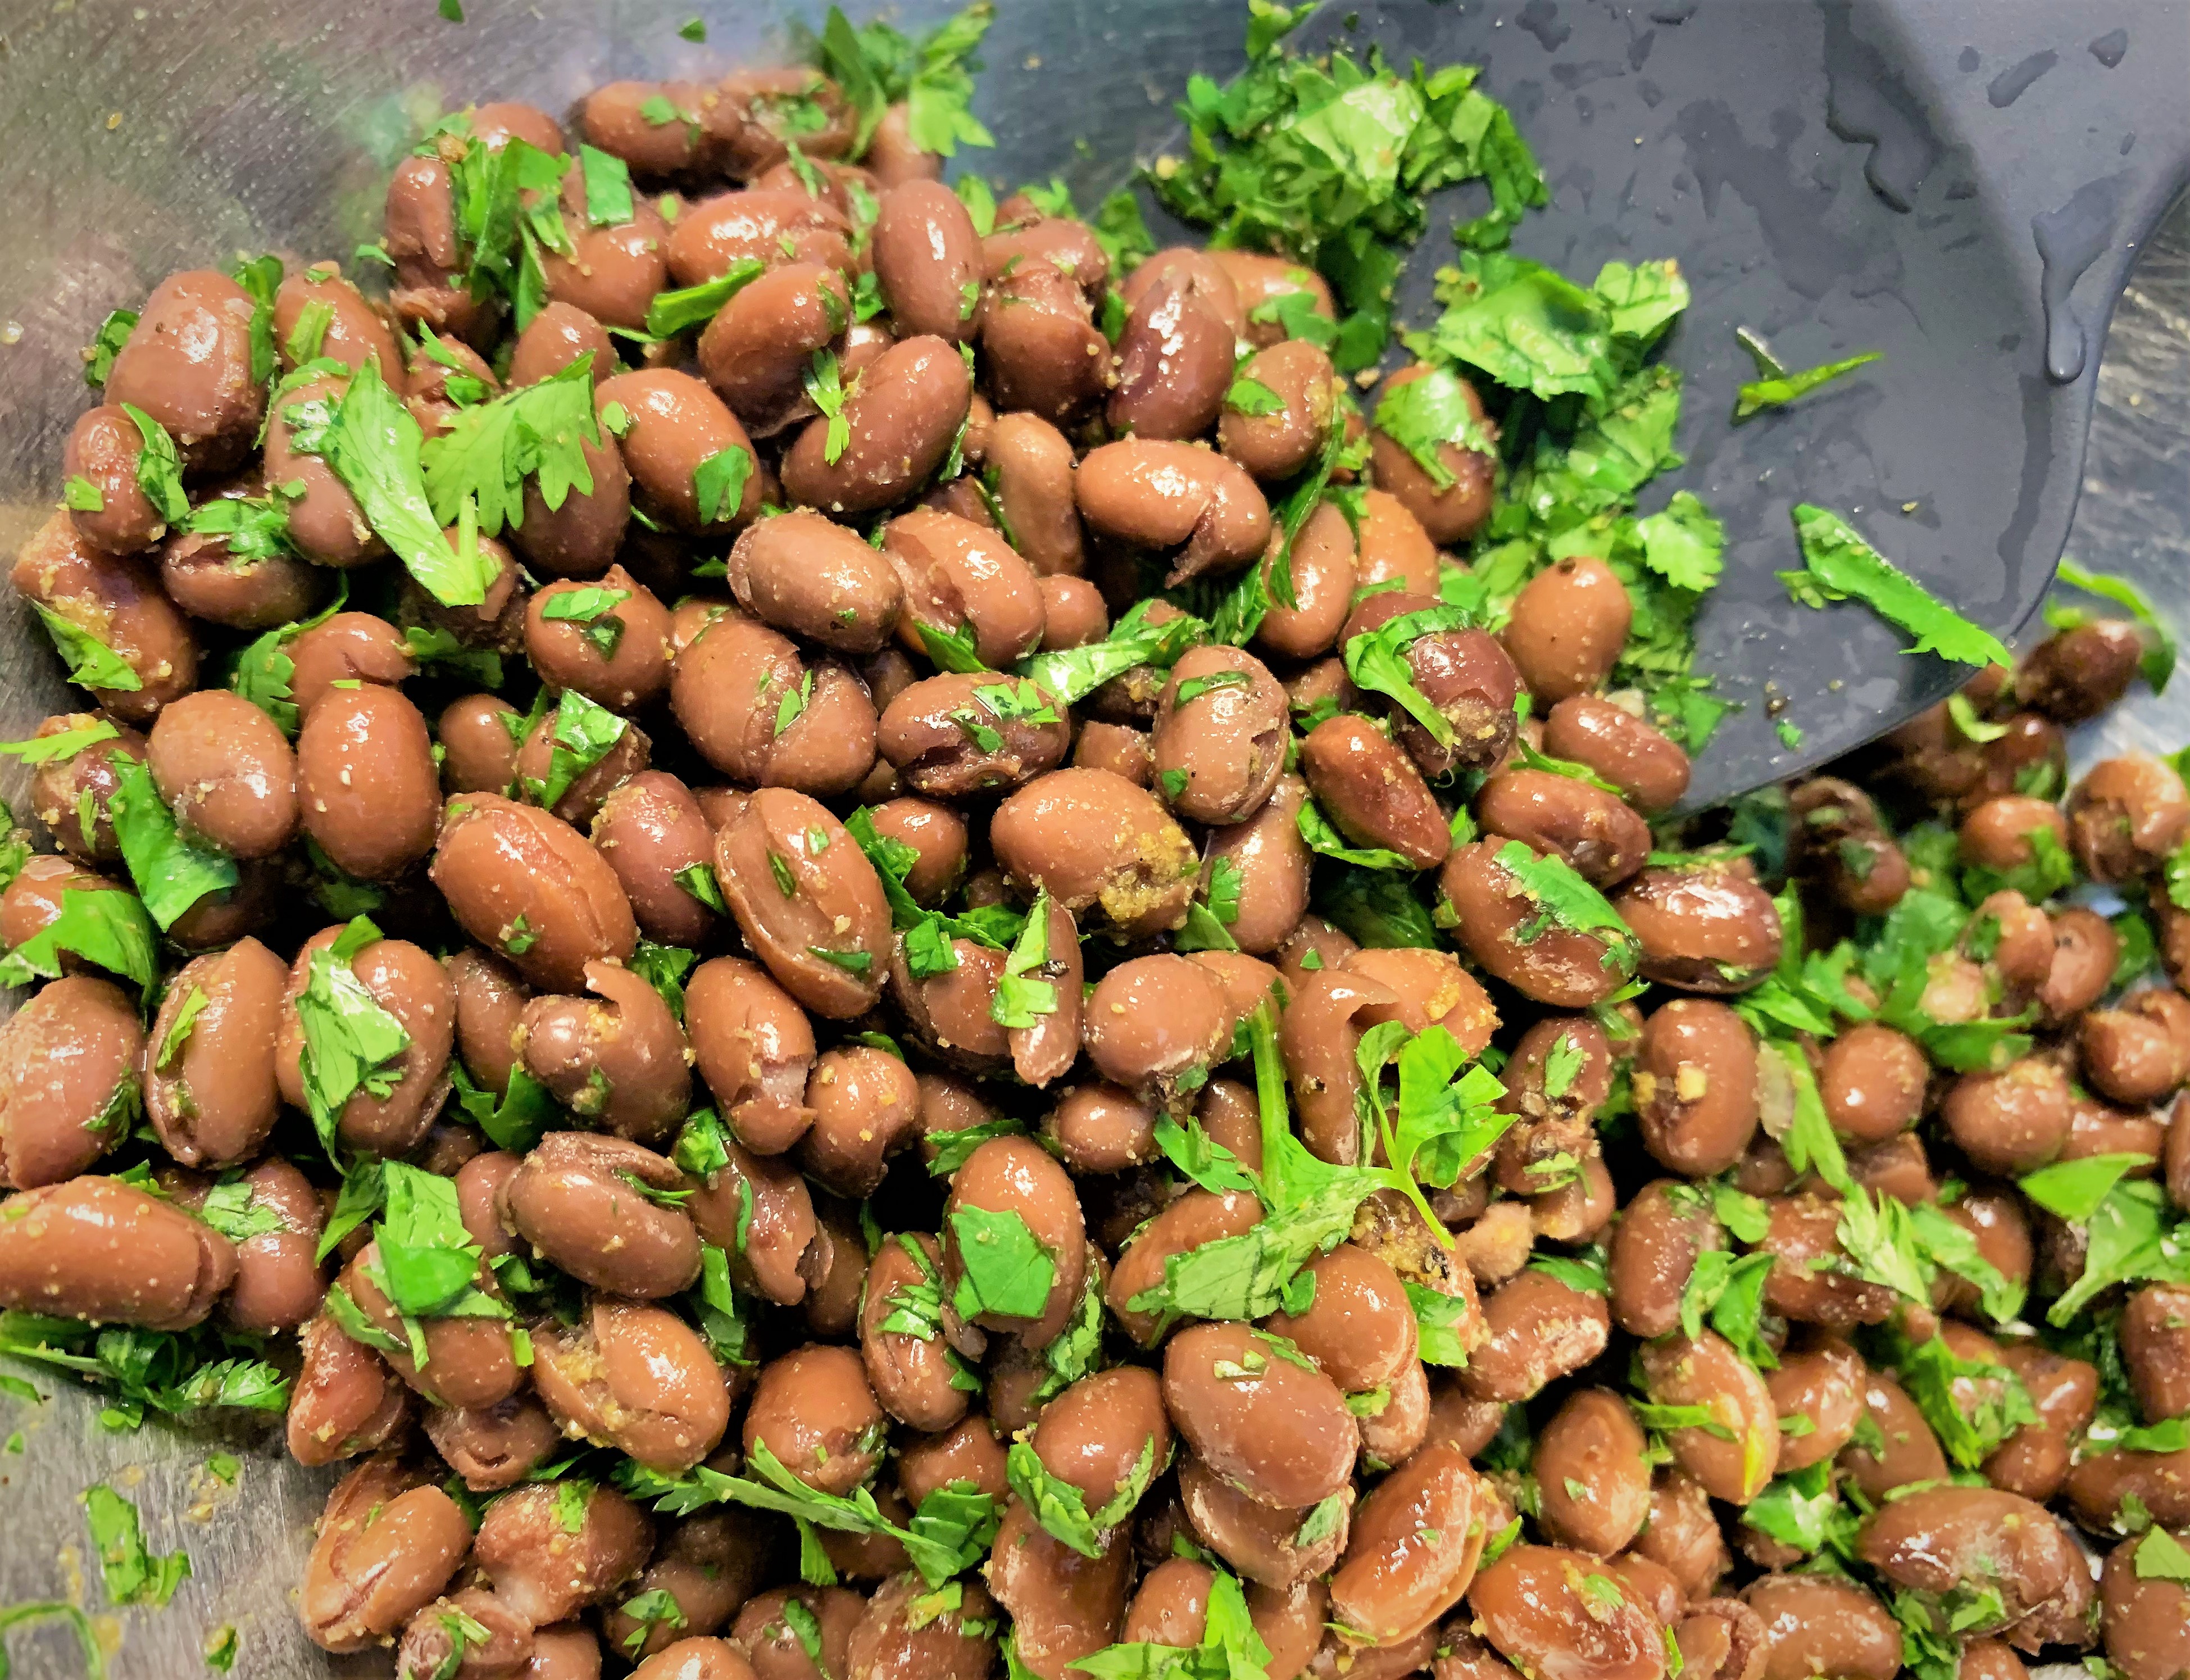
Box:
[1,7,2187,1680]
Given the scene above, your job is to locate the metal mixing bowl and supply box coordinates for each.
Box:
[0,1,2182,1673]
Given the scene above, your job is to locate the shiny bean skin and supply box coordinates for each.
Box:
[148,687,298,860]
[683,956,817,1154]
[0,1171,237,1329]
[866,798,969,908]
[297,682,440,880]
[860,1232,972,1432]
[1615,865,1783,994]
[1152,647,1289,826]
[336,1237,521,1410]
[1253,500,1358,663]
[1985,1345,2097,1502]
[1836,1367,1951,1501]
[25,714,143,865]
[879,672,1071,798]
[540,188,670,333]
[525,566,674,713]
[1324,1443,1487,1646]
[104,269,263,471]
[1075,439,1273,588]
[1354,489,1442,596]
[944,1136,1087,1338]
[801,1044,922,1196]
[423,1391,561,1491]
[1221,339,1338,483]
[1109,1189,1265,1347]
[688,1134,817,1306]
[590,771,718,947]
[1634,999,1761,1177]
[1265,1243,1419,1395]
[161,523,327,634]
[781,335,971,515]
[978,258,1110,421]
[883,505,1047,670]
[2041,906,2121,1023]
[499,1132,701,1298]
[2101,1528,2190,1680]
[1503,556,1633,705]
[1941,1057,2073,1176]
[735,1587,866,1680]
[1298,713,1451,870]
[698,262,851,438]
[143,937,286,1168]
[1083,954,1235,1106]
[726,510,905,655]
[1164,1321,1360,1508]
[10,513,198,723]
[1637,1331,1780,1504]
[979,412,1085,576]
[1441,840,1638,1009]
[745,1343,887,1496]
[0,977,139,1189]
[1857,1486,2074,1629]
[1534,1390,1651,1555]
[275,927,455,1158]
[2121,1282,2190,1424]
[474,1479,654,1627]
[1034,1366,1173,1515]
[1179,1452,1351,1590]
[299,1456,471,1652]
[988,1499,1132,1680]
[1369,365,1498,547]
[992,769,1199,941]
[1743,1575,1902,1680]
[1469,1545,1667,1680]
[287,1308,411,1466]
[520,957,691,1143]
[1109,270,1235,441]
[1458,1269,1611,1403]
[1477,768,1650,888]
[433,793,639,991]
[714,789,888,1019]
[846,1572,998,1680]
[286,611,416,721]
[396,1588,534,1680]
[872,180,983,343]
[531,1296,729,1474]
[62,405,165,554]
[671,614,878,796]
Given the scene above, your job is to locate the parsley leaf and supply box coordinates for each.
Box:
[521,691,629,813]
[2019,1153,2151,1222]
[33,603,142,695]
[0,1311,288,1430]
[804,350,852,464]
[1374,367,1496,487]
[1734,347,1880,420]
[0,885,156,992]
[107,757,238,930]
[949,1204,1055,1320]
[2135,1527,2190,1583]
[1343,603,1476,747]
[1492,840,1641,977]
[645,258,765,338]
[812,2,997,157]
[578,143,635,227]
[294,917,412,1163]
[82,1484,190,1608]
[83,308,138,387]
[693,445,755,526]
[1295,797,1416,871]
[1779,505,2010,669]
[989,889,1060,1030]
[1006,1434,1161,1558]
[1016,598,1206,705]
[421,355,601,546]
[1636,490,1725,593]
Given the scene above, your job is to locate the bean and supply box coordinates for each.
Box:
[1533,1390,1651,1555]
[1083,954,1234,1107]
[944,1135,1087,1339]
[1942,1057,2072,1175]
[298,1456,470,1652]
[1150,647,1288,827]
[22,714,141,865]
[743,1342,885,1495]
[524,567,673,713]
[2122,1282,2190,1425]
[499,1132,701,1298]
[505,411,630,580]
[714,789,888,1018]
[1755,1191,1896,1330]
[2041,906,2121,1023]
[1440,839,1635,1009]
[287,1309,411,1466]
[274,926,455,1157]
[520,957,691,1142]
[474,1479,653,1627]
[334,1236,520,1410]
[978,412,1085,576]
[0,974,138,1189]
[434,792,639,991]
[1108,1189,1265,1347]
[1352,488,1441,596]
[988,1499,1131,1680]
[1369,365,1498,546]
[397,1588,534,1680]
[1034,1365,1173,1516]
[1838,1368,1949,1501]
[871,180,983,343]
[274,266,402,381]
[1221,339,1339,483]
[2101,1528,2190,1680]
[846,1572,998,1680]
[883,505,1048,670]
[1477,768,1649,888]
[1459,1269,1611,1402]
[679,956,816,1155]
[1616,864,1783,994]
[858,1232,972,1432]
[725,510,905,654]
[586,771,715,947]
[62,405,165,554]
[1109,271,1235,441]
[1985,1345,2097,1502]
[12,512,198,723]
[2017,620,2144,724]
[1634,999,1760,1177]
[145,687,298,859]
[287,611,415,721]
[143,937,285,1168]
[1469,1544,1666,1680]
[688,1134,817,1306]
[542,189,670,335]
[992,769,1199,941]
[1742,1574,1901,1680]
[1623,1468,1727,1602]
[878,671,1070,798]
[975,257,1110,422]
[1164,1321,1359,1508]
[1637,1330,1779,1503]
[423,1391,561,1491]
[298,682,440,880]
[1252,501,1357,665]
[697,261,851,437]
[801,1044,921,1196]
[104,269,263,471]
[531,1296,729,1474]
[2081,989,2190,1107]
[2068,1443,2190,1532]
[1503,557,1632,705]
[1075,439,1273,588]
[781,335,971,514]
[1857,1485,2074,1630]
[670,614,878,796]
[1297,712,1452,870]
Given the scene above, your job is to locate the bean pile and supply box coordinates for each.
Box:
[0,21,2187,1680]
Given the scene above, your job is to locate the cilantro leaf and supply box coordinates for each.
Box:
[294,917,412,1163]
[33,603,142,696]
[578,143,635,227]
[521,691,629,814]
[1295,797,1415,871]
[949,1204,1055,1320]
[1153,1114,1258,1198]
[989,889,1060,1030]
[1780,505,2010,669]
[2135,1527,2190,1583]
[693,445,755,526]
[645,258,765,338]
[420,355,601,546]
[1636,490,1725,593]
[1343,603,1476,747]
[107,757,238,930]
[1006,1435,1161,1559]
[117,403,189,524]
[1423,250,1617,402]
[1735,349,1881,421]
[0,1310,288,1429]
[2019,1153,2151,1222]
[1017,598,1206,705]
[1374,367,1496,488]
[83,308,137,387]
[82,1484,190,1608]
[1492,841,1641,976]
[0,885,156,992]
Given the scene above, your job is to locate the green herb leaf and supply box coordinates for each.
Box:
[1005,1434,1160,1559]
[1780,505,2010,669]
[2134,1527,2190,1583]
[117,404,189,524]
[0,885,156,993]
[82,1484,190,1608]
[949,1204,1056,1320]
[83,308,138,387]
[1016,597,1205,705]
[106,757,238,930]
[693,445,754,526]
[1295,796,1415,871]
[1374,367,1496,488]
[521,691,629,814]
[989,889,1059,1030]
[579,143,636,226]
[2019,1154,2152,1222]
[2049,559,2175,694]
[295,917,412,1163]
[1635,490,1725,593]
[644,259,765,337]
[420,356,601,551]
[1343,603,1476,747]
[33,603,142,695]
[1734,349,1881,420]
[1492,840,1641,976]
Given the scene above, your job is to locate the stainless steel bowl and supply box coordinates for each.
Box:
[0,1,2182,1673]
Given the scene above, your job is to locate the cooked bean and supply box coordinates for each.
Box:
[1534,1390,1651,1555]
[780,335,970,514]
[1615,864,1782,993]
[104,269,263,471]
[1075,439,1273,587]
[1149,647,1288,827]
[1459,1269,1611,1402]
[335,1236,520,1410]
[992,768,1198,941]
[744,1342,885,1495]
[988,1499,1131,1680]
[1033,1365,1172,1518]
[1440,839,1638,1009]
[1942,1057,2071,1175]
[670,614,878,796]
[298,682,439,880]
[2101,1528,2190,1680]
[1858,1486,2074,1629]
[1163,1320,1358,1508]
[688,1133,817,1307]
[519,957,691,1142]
[879,672,1070,798]
[1297,713,1451,870]
[979,257,1111,422]
[2121,1282,2190,1425]
[287,611,415,720]
[1220,339,1338,483]
[1503,556,1633,705]
[871,180,983,343]
[144,936,285,1168]
[883,505,1047,669]
[62,404,166,554]
[274,925,455,1157]
[846,1572,997,1680]
[2041,906,2121,1023]
[801,1044,921,1196]
[0,977,140,1189]
[1470,1544,1666,1680]
[500,1132,701,1298]
[1109,269,1235,441]
[434,792,639,991]
[148,687,298,860]
[2017,620,2144,723]
[714,789,888,1018]
[1743,1574,1901,1680]
[422,1391,560,1492]
[1634,999,1760,1177]
[1324,1446,1487,1645]
[531,1296,729,1474]
[0,1169,234,1331]
[1369,365,1498,546]
[12,512,198,723]
[299,1456,470,1652]
[474,1479,653,1627]
[1478,768,1649,888]
[944,1135,1087,1339]
[1109,1189,1265,1347]
[1637,1331,1779,1503]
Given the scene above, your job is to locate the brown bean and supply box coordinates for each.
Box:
[0,977,140,1189]
[988,1500,1131,1680]
[1534,1390,1651,1555]
[1743,1574,1901,1680]
[688,1134,817,1306]
[587,771,716,947]
[1503,556,1633,705]
[1615,864,1782,994]
[499,1132,701,1298]
[714,789,888,1018]
[1761,1340,1863,1473]
[859,1233,973,1432]
[104,269,263,471]
[396,1587,534,1680]
[1459,1269,1611,1402]
[1539,697,1690,814]
[2081,989,2190,1107]
[992,768,1199,941]
[1164,1320,1359,1509]
[801,1045,922,1196]
[434,793,639,991]
[861,798,967,910]
[724,510,905,654]
[506,412,630,580]
[846,1572,997,1680]
[335,1238,520,1410]
[1250,501,1358,665]
[1041,1084,1159,1175]
[2122,1282,2190,1425]
[297,682,440,880]
[1297,713,1451,870]
[976,411,1084,577]
[62,404,165,554]
[944,1135,1087,1339]
[878,672,1070,798]
[1369,365,1498,546]
[1083,954,1235,1109]
[531,1296,729,1474]
[147,687,298,859]
[667,187,853,288]
[1985,1345,2097,1502]
[160,531,325,651]
[1857,1486,2074,1629]
[684,955,817,1154]
[1034,1366,1173,1516]
[1638,1331,1779,1503]
[11,513,197,723]
[882,505,1048,670]
[1605,1180,1719,1339]
[287,1309,411,1466]
[1634,999,1760,1177]
[275,265,402,379]
[1941,1057,2071,1175]
[1109,1189,1266,1347]
[2040,905,2121,1023]
[1352,489,1440,596]
[2068,756,2190,883]
[422,1392,561,1491]
[2101,1528,2190,1680]
[539,176,669,332]
[519,958,692,1143]
[299,1456,470,1652]
[1838,1368,1950,1500]
[287,611,415,721]
[670,614,878,796]
[1262,1243,1419,1398]
[1221,339,1339,483]
[1469,1544,1666,1680]
[521,567,673,713]
[1075,439,1273,588]
[744,1342,885,1495]
[143,937,285,1168]
[1440,839,1639,1009]
[870,180,983,342]
[1176,1454,1351,1592]
[274,926,455,1157]
[2018,620,2144,723]
[475,1480,653,1627]
[1478,768,1650,888]
[780,335,971,514]
[24,714,143,865]
[1108,273,1234,442]
[697,261,851,437]
[589,369,760,537]
[1151,647,1289,827]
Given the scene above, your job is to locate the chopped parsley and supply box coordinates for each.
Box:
[1780,505,2011,669]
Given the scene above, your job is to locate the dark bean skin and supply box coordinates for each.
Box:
[62,404,165,554]
[474,1480,654,1627]
[594,367,763,537]
[1152,647,1289,827]
[1615,865,1783,993]
[1298,713,1452,870]
[726,510,906,655]
[1621,1468,1726,1603]
[1830,1366,1948,1504]
[1743,1575,1901,1680]
[274,926,455,1158]
[781,334,971,515]
[148,687,298,859]
[161,500,331,625]
[1108,270,1235,441]
[992,768,1199,941]
[440,695,523,797]
[433,793,639,991]
[2121,1282,2190,1424]
[859,1232,972,1432]
[1470,1544,1666,1680]
[590,771,718,947]
[1460,1269,1612,1403]
[714,788,888,1019]
[1533,1390,1651,1555]
[1639,1331,1780,1503]
[419,1390,560,1492]
[0,834,110,963]
[1755,1191,1897,1330]
[143,936,286,1169]
[978,257,1110,421]
[1503,556,1633,705]
[845,1572,998,1680]
[1634,999,1760,1177]
[2041,906,2121,1023]
[524,566,674,714]
[104,269,264,471]
[1984,1344,2097,1502]
[299,1456,471,1653]
[1441,839,1637,1009]
[286,1310,411,1466]
[1478,768,1650,888]
[944,1136,1088,1340]
[1041,1083,1159,1174]
[2068,1443,2190,1532]
[2016,619,2144,723]
[978,411,1085,576]
[871,179,983,343]
[298,682,440,880]
[2101,1528,2190,1680]
[1164,1321,1359,1508]
[274,265,402,381]
[384,154,493,344]
[26,714,143,865]
[11,513,198,724]
[1343,591,1524,778]
[1369,364,1498,548]
[500,1132,701,1298]
[1859,1486,2074,1631]
[0,977,139,1189]
[540,184,669,334]
[1075,439,1274,587]
[2065,755,2190,883]
[1942,1057,2072,1175]
[520,957,691,1143]
[1766,1340,1865,1472]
